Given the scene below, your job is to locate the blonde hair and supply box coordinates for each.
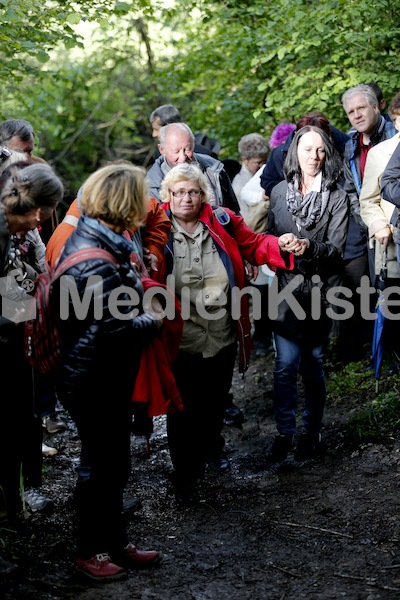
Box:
[159,163,211,203]
[80,163,148,231]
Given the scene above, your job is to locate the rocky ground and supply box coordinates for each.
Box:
[1,348,400,600]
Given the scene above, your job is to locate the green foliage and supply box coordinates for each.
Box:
[326,361,372,397]
[149,0,400,157]
[0,0,155,84]
[1,2,161,204]
[3,0,400,199]
[342,389,400,447]
[327,356,400,448]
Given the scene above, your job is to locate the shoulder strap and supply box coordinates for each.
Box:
[52,248,119,280]
[212,205,234,238]
[349,157,362,194]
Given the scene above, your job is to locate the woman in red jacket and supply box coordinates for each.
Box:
[157,163,303,503]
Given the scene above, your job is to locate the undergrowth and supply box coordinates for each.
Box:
[327,358,400,448]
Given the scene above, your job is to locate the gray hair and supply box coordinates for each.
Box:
[238,133,268,159]
[341,84,379,111]
[149,104,181,125]
[160,163,211,204]
[0,163,64,216]
[159,122,195,149]
[0,119,35,146]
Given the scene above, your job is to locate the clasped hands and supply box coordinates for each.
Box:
[278,233,309,256]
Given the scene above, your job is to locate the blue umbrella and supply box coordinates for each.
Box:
[372,251,387,393]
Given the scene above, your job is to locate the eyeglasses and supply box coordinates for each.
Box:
[170,189,202,198]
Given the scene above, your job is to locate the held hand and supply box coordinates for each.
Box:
[143,248,159,272]
[148,253,159,272]
[278,233,297,253]
[292,238,310,256]
[278,233,309,256]
[245,262,259,282]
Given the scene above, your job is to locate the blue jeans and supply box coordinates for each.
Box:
[273,334,326,436]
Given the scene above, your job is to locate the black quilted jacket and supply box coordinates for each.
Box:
[55,217,158,396]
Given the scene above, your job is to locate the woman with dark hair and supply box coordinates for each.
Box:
[267,126,349,463]
[0,163,63,534]
[260,111,349,199]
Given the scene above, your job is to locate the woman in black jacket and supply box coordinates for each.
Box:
[267,126,349,463]
[55,164,162,582]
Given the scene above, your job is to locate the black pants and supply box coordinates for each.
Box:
[58,386,132,558]
[0,330,42,520]
[336,254,373,360]
[251,282,273,348]
[167,344,237,488]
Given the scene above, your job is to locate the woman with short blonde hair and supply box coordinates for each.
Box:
[80,163,148,232]
[160,162,211,205]
[155,162,301,504]
[54,162,162,581]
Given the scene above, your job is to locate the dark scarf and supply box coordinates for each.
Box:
[286,179,330,231]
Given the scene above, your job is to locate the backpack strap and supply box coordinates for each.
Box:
[52,248,119,279]
[212,206,234,237]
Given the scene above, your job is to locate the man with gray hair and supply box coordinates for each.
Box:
[147,122,239,213]
[149,104,182,139]
[342,84,396,203]
[0,118,35,156]
[337,84,397,362]
[149,104,220,158]
[147,121,243,430]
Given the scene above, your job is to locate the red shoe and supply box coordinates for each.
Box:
[76,553,127,582]
[114,542,162,570]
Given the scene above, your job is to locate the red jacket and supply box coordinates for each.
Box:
[46,197,171,270]
[157,203,294,372]
[131,278,184,416]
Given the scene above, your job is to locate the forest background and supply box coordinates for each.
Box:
[1,0,399,216]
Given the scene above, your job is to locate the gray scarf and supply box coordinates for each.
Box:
[286,180,330,231]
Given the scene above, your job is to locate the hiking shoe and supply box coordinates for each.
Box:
[42,413,67,434]
[42,443,58,457]
[76,553,127,582]
[294,431,322,461]
[223,404,245,426]
[207,452,231,475]
[112,543,162,570]
[24,488,54,513]
[268,434,294,463]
